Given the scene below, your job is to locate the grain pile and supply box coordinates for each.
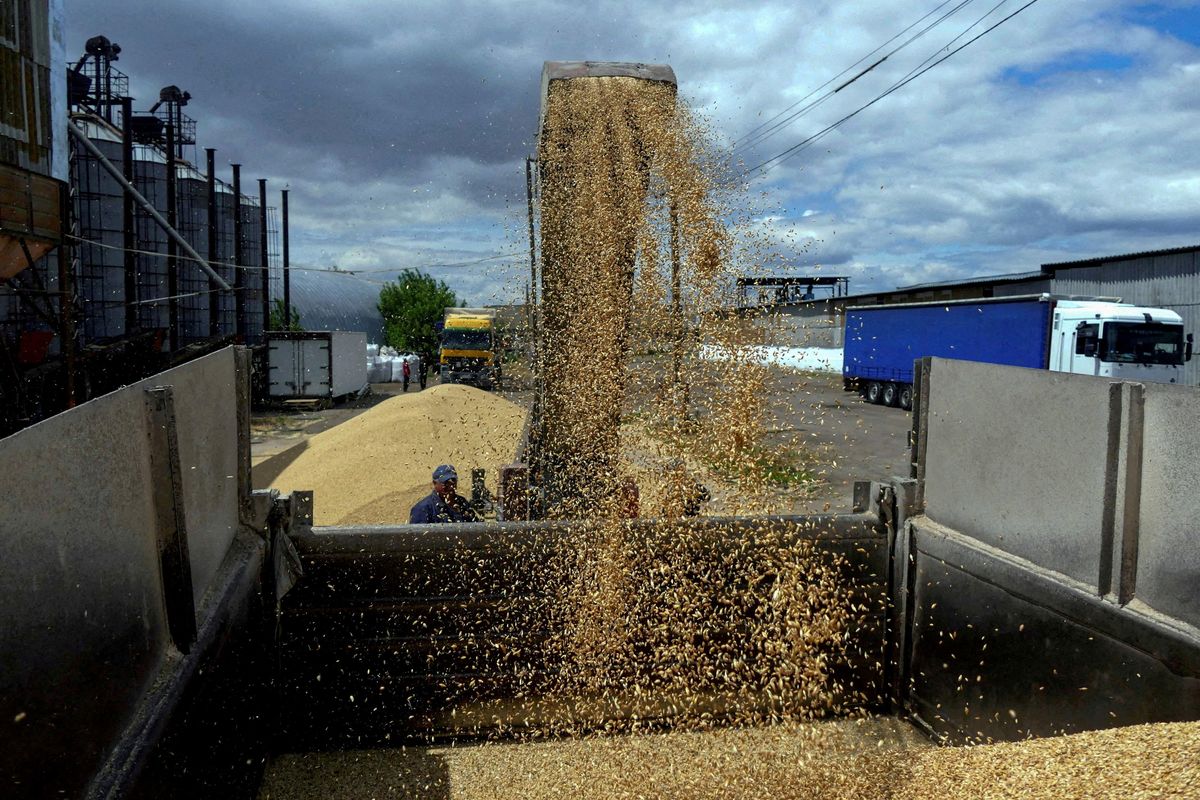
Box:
[259,719,1200,799]
[266,384,525,525]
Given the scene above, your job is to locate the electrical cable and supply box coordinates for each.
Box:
[733,0,977,155]
[743,0,1042,177]
[59,233,523,276]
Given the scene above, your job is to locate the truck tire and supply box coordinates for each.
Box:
[899,383,913,411]
[882,382,899,407]
[864,381,884,404]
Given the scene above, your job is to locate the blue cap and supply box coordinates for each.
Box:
[432,464,458,483]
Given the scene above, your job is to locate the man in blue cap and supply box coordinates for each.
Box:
[409,464,479,524]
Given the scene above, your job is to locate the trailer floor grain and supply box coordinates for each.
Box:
[258,718,1200,799]
[256,716,929,800]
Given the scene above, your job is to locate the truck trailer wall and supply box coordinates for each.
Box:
[844,299,1050,384]
[278,512,892,747]
[899,357,1200,743]
[0,348,257,799]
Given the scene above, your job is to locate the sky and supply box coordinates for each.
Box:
[65,1,1200,305]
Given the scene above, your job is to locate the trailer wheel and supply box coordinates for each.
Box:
[899,383,913,411]
[882,382,899,407]
[864,381,884,404]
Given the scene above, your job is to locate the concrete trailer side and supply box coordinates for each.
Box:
[2,349,1199,797]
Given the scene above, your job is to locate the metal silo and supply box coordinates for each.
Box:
[214,178,237,336]
[175,161,211,344]
[131,141,169,341]
[73,115,126,341]
[240,192,264,341]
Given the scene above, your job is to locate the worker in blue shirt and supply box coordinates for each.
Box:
[409,464,478,524]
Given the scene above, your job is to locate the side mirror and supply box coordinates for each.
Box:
[1187,333,1194,363]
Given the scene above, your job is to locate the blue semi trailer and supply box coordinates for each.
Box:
[843,294,1191,410]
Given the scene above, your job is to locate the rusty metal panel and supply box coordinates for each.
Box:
[0,161,62,248]
[0,0,55,175]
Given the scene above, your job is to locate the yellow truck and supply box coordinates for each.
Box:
[439,307,500,389]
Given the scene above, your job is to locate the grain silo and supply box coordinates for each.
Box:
[72,115,126,341]
[239,190,265,341]
[131,141,169,339]
[214,178,238,336]
[175,160,212,344]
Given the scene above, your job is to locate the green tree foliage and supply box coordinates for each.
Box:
[269,298,303,331]
[378,269,460,354]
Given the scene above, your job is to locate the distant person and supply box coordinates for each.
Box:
[402,357,411,392]
[409,465,478,524]
[418,354,428,390]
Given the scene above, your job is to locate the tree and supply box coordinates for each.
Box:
[269,298,303,331]
[378,269,460,355]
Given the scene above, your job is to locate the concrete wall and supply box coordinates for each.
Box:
[901,357,1200,743]
[920,361,1113,589]
[917,357,1200,617]
[0,348,244,798]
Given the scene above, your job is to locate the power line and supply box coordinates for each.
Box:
[744,0,1043,177]
[61,233,523,276]
[733,0,977,155]
[734,0,960,148]
[887,0,1014,89]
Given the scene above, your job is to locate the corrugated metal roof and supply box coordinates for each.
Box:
[896,270,1046,291]
[1043,244,1200,271]
[289,269,385,343]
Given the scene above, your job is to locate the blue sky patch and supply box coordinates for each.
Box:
[1123,3,1200,48]
[1002,51,1134,87]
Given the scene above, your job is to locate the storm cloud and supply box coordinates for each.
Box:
[66,1,1200,303]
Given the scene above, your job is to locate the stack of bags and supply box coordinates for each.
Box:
[366,344,422,384]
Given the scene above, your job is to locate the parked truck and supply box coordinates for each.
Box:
[439,307,501,389]
[843,294,1193,409]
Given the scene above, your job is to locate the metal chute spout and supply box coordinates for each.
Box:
[537,61,676,146]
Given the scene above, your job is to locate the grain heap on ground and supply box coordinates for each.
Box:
[267,384,525,525]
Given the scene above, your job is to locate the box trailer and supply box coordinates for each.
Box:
[266,331,367,402]
[843,294,1192,409]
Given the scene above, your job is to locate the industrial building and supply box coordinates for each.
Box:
[766,245,1200,386]
[1,18,287,435]
[288,268,386,344]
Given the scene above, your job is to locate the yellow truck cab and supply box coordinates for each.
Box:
[439,307,500,389]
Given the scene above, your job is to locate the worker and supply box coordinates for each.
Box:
[665,459,710,517]
[402,357,411,392]
[418,353,428,390]
[409,465,478,524]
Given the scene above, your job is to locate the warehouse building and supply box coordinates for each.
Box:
[765,245,1200,386]
[288,269,386,344]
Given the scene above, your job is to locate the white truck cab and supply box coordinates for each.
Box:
[1050,299,1193,384]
